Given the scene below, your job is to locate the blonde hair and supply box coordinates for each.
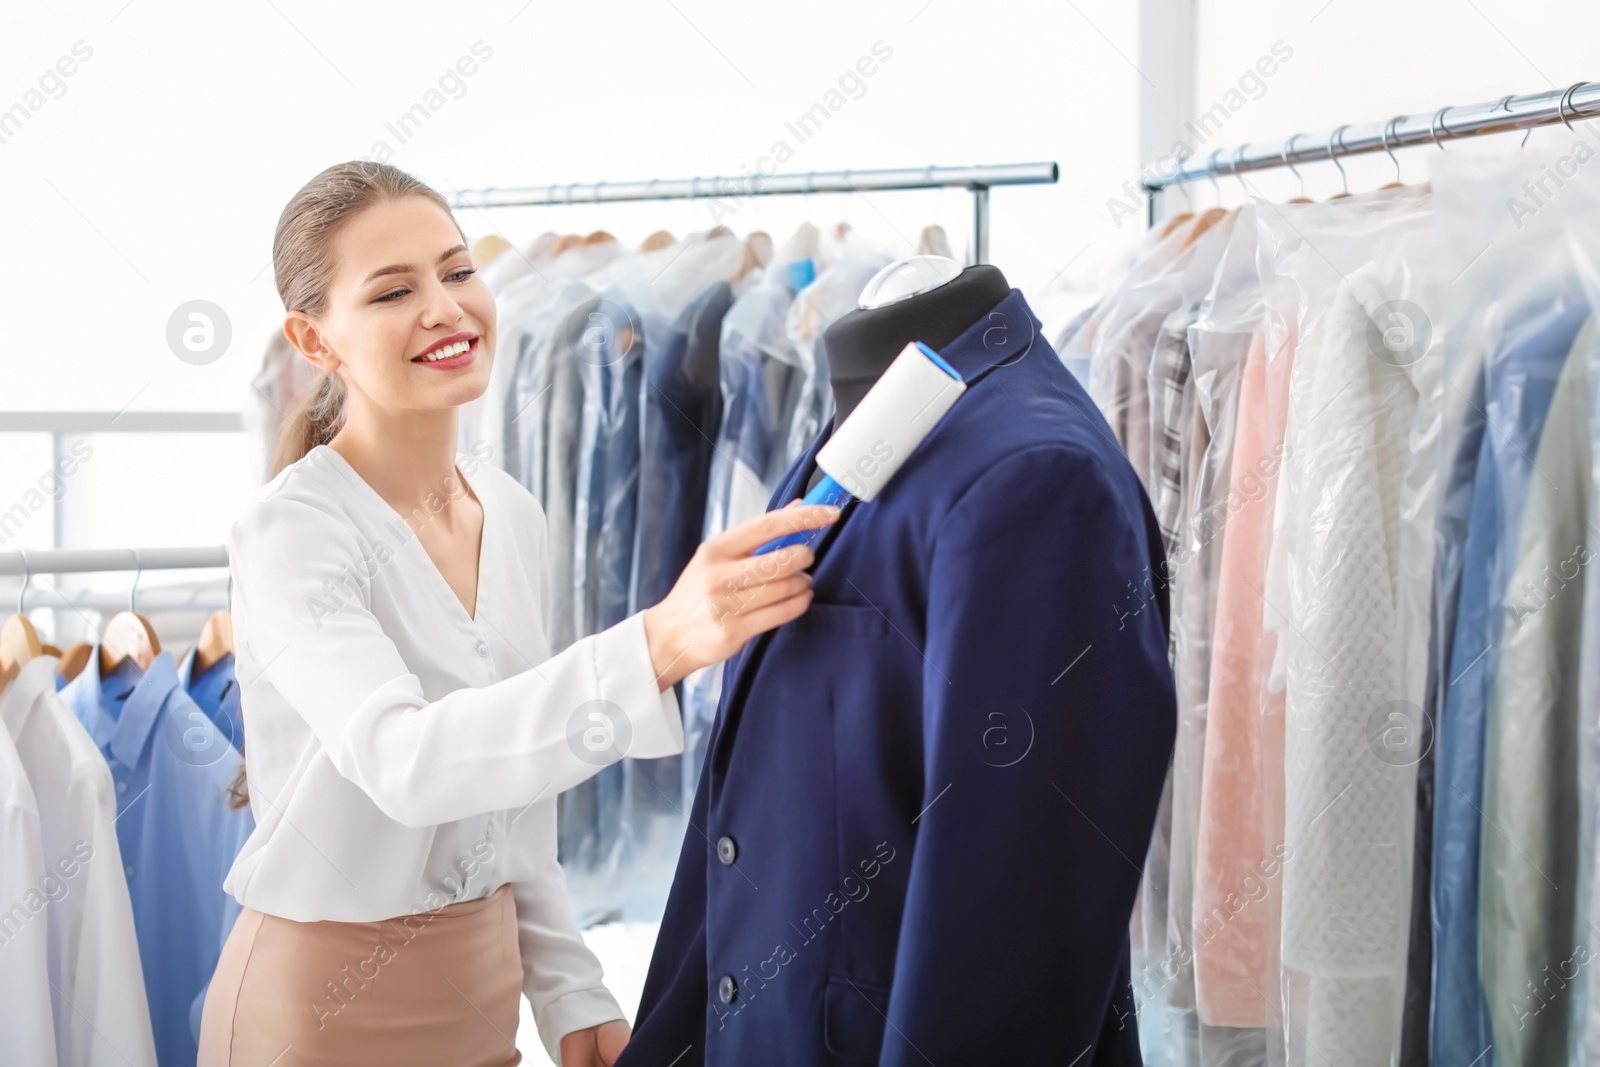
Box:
[269,161,462,477]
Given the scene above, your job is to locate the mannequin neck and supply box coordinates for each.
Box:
[822,264,1009,428]
[804,264,1009,495]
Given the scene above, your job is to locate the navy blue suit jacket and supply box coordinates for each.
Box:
[618,290,1176,1066]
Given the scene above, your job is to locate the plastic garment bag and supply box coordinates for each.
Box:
[559,232,742,918]
[1571,163,1600,1067]
[1138,207,1260,1067]
[1254,184,1439,1067]
[1432,145,1600,1067]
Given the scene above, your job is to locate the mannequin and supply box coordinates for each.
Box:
[623,245,1173,1066]
[804,260,1010,494]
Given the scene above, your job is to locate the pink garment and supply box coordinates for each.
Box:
[1191,329,1294,1027]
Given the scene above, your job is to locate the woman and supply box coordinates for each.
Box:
[197,161,838,1066]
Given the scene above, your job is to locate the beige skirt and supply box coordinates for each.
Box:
[199,883,524,1066]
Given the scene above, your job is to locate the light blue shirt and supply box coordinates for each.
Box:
[1431,295,1589,1066]
[60,648,253,1067]
[177,647,243,756]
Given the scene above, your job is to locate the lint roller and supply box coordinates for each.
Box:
[755,341,966,555]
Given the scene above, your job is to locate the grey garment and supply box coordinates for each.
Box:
[503,282,602,654]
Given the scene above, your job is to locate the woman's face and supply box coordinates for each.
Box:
[294,196,496,421]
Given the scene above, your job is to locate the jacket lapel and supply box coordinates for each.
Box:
[706,288,1041,780]
[708,414,837,776]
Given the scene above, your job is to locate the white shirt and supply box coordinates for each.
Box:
[0,691,57,1067]
[224,442,684,1052]
[1,656,156,1067]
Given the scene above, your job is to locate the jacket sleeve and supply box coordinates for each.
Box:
[227,488,684,829]
[880,445,1177,1065]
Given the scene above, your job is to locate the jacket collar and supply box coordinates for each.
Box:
[775,288,1042,504]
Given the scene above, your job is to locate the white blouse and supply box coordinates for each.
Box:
[224,442,683,1046]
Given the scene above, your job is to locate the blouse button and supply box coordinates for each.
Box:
[475,640,489,658]
[116,781,128,794]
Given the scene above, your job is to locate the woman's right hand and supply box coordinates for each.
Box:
[642,501,842,690]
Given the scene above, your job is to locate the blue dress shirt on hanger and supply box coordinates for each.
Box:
[618,289,1176,1067]
[60,648,253,1067]
[1431,294,1590,1067]
[177,646,243,755]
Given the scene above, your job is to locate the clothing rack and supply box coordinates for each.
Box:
[446,161,1060,266]
[1,547,230,616]
[1141,80,1600,225]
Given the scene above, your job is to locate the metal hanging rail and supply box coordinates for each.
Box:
[0,546,227,577]
[1141,80,1600,208]
[446,161,1060,266]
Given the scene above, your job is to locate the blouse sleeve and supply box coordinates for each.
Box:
[511,849,626,1061]
[227,488,684,829]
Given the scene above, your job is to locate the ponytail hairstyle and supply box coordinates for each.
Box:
[231,163,463,809]
[268,160,463,478]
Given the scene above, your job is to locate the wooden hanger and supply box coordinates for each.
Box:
[41,643,61,657]
[917,224,954,259]
[582,230,616,246]
[0,613,43,672]
[193,610,234,677]
[1282,133,1314,204]
[730,231,773,283]
[59,642,92,682]
[1325,124,1353,200]
[1180,206,1230,249]
[551,234,584,256]
[640,230,676,252]
[1377,116,1407,190]
[1,556,45,673]
[1159,211,1194,239]
[470,234,512,267]
[100,558,161,674]
[705,225,735,240]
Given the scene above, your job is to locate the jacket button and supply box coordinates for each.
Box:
[716,835,737,865]
[475,640,489,658]
[718,975,737,1004]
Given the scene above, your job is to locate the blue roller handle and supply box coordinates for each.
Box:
[753,474,851,555]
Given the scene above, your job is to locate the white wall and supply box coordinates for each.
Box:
[1176,0,1600,205]
[0,0,1144,619]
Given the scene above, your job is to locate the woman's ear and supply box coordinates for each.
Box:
[283,313,339,374]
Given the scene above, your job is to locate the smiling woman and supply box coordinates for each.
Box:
[194,161,838,1067]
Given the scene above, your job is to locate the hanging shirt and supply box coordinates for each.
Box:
[1,655,156,1067]
[59,649,253,1067]
[177,646,242,756]
[1432,294,1591,1067]
[0,705,57,1067]
[1479,318,1594,1066]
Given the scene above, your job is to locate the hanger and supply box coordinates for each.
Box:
[581,230,616,246]
[1379,116,1406,189]
[1326,124,1352,200]
[705,225,735,240]
[730,230,773,284]
[470,234,512,266]
[193,605,234,677]
[640,230,676,252]
[59,643,92,682]
[551,233,585,256]
[41,643,61,657]
[1283,133,1313,203]
[0,552,45,673]
[99,551,161,675]
[917,224,954,260]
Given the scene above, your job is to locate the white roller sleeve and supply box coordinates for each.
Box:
[817,342,966,502]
